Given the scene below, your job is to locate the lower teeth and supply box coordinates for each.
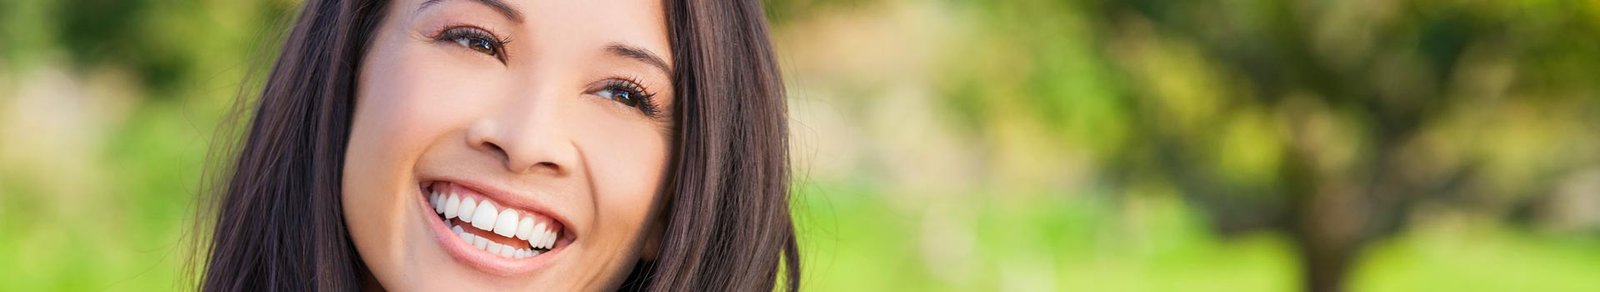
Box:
[448,218,548,259]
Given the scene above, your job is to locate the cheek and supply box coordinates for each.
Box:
[575,127,668,284]
[342,41,494,262]
[348,43,495,189]
[571,110,670,238]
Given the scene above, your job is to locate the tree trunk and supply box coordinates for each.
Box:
[1295,233,1359,292]
[1284,136,1369,292]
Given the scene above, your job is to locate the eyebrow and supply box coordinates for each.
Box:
[608,44,674,77]
[420,0,524,23]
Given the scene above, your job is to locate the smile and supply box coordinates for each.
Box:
[424,181,569,261]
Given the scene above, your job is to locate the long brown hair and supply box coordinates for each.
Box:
[197,0,799,290]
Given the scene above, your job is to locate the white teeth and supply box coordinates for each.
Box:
[534,229,547,249]
[545,229,556,249]
[455,225,520,259]
[493,210,519,237]
[488,242,504,254]
[472,235,489,250]
[529,223,547,248]
[431,192,443,214]
[516,217,535,240]
[438,192,559,259]
[458,197,477,223]
[444,194,461,219]
[471,200,498,231]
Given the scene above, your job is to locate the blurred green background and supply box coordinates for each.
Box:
[3,0,1599,290]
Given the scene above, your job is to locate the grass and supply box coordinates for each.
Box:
[793,183,1600,291]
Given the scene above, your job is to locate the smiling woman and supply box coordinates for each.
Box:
[195,0,797,290]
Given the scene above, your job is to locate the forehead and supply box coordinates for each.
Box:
[409,0,672,63]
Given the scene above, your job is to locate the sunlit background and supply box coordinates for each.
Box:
[3,0,1599,290]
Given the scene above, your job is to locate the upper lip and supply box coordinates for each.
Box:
[427,176,575,240]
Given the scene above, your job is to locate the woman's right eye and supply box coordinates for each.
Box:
[436,27,506,60]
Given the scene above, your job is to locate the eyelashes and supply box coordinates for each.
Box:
[590,78,661,118]
[433,26,509,62]
[430,25,664,118]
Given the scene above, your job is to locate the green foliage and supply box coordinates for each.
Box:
[2,0,1598,290]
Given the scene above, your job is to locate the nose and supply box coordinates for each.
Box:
[465,93,577,176]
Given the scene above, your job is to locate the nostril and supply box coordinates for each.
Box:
[481,141,528,172]
[468,123,569,174]
[532,161,561,173]
[483,142,510,162]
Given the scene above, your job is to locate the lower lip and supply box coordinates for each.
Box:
[419,188,567,276]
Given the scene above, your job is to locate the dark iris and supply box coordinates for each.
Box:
[611,88,639,107]
[595,80,657,116]
[457,36,497,56]
[436,26,504,61]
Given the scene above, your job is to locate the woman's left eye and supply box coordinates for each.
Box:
[596,87,642,107]
[592,80,659,117]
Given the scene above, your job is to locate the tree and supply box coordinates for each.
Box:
[942,0,1600,290]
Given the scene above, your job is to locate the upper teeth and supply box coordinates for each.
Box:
[430,188,561,258]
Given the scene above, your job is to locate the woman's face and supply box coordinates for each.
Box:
[342,0,674,289]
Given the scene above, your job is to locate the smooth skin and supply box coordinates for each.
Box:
[341,0,675,289]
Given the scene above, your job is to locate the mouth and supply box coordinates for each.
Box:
[421,180,572,271]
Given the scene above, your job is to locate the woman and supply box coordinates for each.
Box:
[197,0,799,290]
